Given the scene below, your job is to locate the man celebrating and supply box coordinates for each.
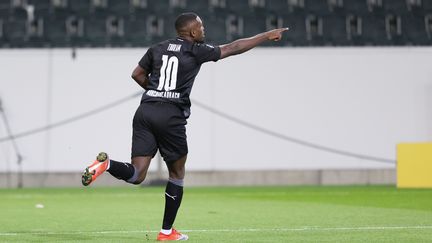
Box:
[82,12,288,241]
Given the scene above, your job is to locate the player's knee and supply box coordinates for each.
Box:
[131,179,143,185]
[133,171,147,184]
[131,177,144,185]
[127,166,147,184]
[166,155,186,179]
[168,169,184,180]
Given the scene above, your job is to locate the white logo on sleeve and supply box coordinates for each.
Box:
[205,44,214,49]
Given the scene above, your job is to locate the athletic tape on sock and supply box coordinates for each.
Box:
[168,177,184,187]
[126,164,139,183]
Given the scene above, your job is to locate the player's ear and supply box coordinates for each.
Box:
[190,29,196,38]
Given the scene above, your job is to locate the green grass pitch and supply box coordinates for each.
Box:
[0,186,431,242]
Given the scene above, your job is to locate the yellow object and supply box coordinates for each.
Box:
[397,143,432,188]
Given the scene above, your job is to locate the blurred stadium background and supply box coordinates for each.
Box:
[0,0,432,188]
[1,0,432,47]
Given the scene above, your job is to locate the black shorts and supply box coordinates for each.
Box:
[132,101,188,163]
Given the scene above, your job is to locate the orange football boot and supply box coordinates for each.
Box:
[81,152,109,186]
[157,228,188,241]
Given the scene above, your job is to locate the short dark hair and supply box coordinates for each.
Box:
[175,12,198,32]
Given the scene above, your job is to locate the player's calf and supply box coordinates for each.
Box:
[82,153,149,186]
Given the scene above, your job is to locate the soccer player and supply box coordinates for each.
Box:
[82,12,288,241]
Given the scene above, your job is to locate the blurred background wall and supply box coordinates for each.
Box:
[1,47,431,187]
[1,0,432,187]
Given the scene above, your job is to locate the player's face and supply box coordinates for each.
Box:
[193,16,205,43]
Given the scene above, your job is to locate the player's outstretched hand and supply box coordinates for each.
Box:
[266,27,289,41]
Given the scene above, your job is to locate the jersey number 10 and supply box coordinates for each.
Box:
[157,55,178,91]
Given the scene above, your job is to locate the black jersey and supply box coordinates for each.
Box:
[138,37,221,118]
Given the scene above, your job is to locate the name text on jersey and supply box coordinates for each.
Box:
[167,44,182,52]
[146,90,180,99]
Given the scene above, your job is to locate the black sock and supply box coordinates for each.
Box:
[162,181,184,230]
[107,160,135,182]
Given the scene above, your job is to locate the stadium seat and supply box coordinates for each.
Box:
[29,0,51,17]
[305,14,324,45]
[226,0,249,13]
[0,18,4,44]
[208,0,228,15]
[203,15,226,44]
[3,18,28,47]
[130,0,147,10]
[0,3,9,22]
[46,15,88,47]
[427,14,432,41]
[44,15,66,46]
[49,0,70,14]
[406,0,422,12]
[90,0,108,9]
[89,0,116,19]
[185,0,209,13]
[304,0,330,14]
[106,16,124,36]
[26,17,45,44]
[242,14,266,37]
[283,13,307,46]
[106,16,127,46]
[10,5,28,20]
[225,14,244,41]
[266,13,284,30]
[402,14,431,45]
[361,15,388,45]
[163,13,178,38]
[328,0,344,13]
[124,17,150,46]
[0,0,431,47]
[264,0,288,15]
[145,15,166,43]
[383,0,408,14]
[346,14,363,45]
[287,0,305,14]
[323,15,349,45]
[385,14,404,45]
[110,1,131,16]
[146,0,170,13]
[424,0,432,11]
[130,0,151,20]
[85,17,109,46]
[0,0,10,8]
[69,0,91,15]
[343,0,369,14]
[248,0,267,15]
[366,0,384,13]
[8,2,28,47]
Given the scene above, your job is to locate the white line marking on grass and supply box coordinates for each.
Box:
[1,225,432,236]
[182,226,432,232]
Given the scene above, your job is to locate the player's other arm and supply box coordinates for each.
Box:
[219,28,288,59]
[131,66,149,89]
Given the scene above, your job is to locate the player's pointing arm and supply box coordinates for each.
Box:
[219,28,289,59]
